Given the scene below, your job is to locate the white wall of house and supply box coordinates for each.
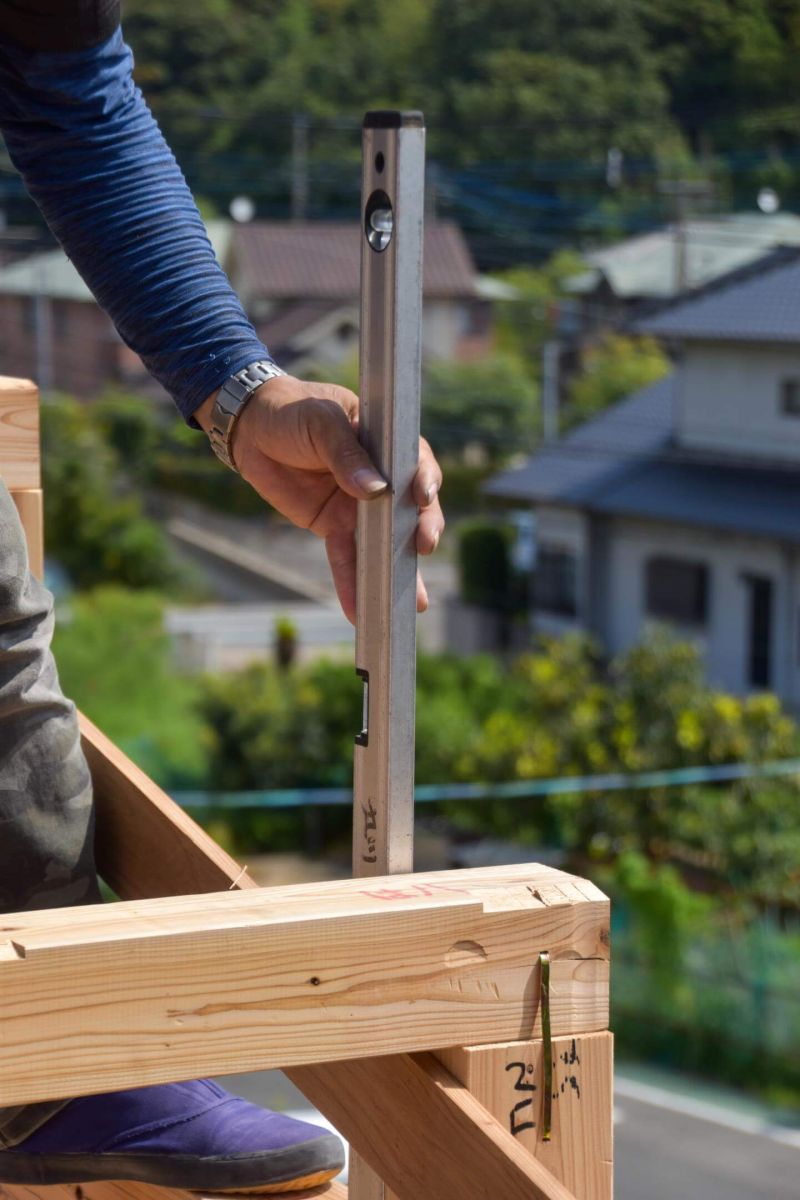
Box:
[677,342,800,463]
[422,299,469,360]
[598,516,800,705]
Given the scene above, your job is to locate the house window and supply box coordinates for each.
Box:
[780,378,800,416]
[645,557,708,625]
[535,546,577,616]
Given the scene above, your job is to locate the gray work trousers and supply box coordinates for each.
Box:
[0,479,101,1148]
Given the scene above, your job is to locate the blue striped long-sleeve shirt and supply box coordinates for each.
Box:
[0,3,271,423]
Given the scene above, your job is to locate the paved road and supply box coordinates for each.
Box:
[614,1076,800,1200]
[214,1067,800,1199]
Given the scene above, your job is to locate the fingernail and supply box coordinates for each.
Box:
[432,530,440,551]
[424,481,439,506]
[354,467,388,496]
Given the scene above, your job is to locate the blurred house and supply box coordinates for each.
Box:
[230,221,494,373]
[566,211,800,335]
[488,246,800,706]
[0,222,234,397]
[0,218,491,397]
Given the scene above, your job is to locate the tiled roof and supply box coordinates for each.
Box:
[487,375,674,505]
[633,245,800,343]
[234,221,477,300]
[568,212,800,299]
[260,300,345,349]
[486,374,800,543]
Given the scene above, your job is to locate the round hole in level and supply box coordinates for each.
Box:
[364,188,393,252]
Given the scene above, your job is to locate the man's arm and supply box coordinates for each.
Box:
[0,15,270,422]
[0,9,444,619]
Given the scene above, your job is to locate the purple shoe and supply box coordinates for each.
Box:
[0,1079,344,1193]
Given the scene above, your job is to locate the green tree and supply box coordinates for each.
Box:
[491,252,585,375]
[422,353,538,463]
[42,396,182,591]
[564,334,670,428]
[424,1,674,165]
[52,587,207,784]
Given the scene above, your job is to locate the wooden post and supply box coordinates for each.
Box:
[289,1053,579,1200]
[0,377,40,490]
[436,1034,613,1200]
[10,488,44,580]
[0,377,42,579]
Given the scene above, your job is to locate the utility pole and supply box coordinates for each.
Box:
[658,179,715,294]
[542,339,560,443]
[291,112,309,222]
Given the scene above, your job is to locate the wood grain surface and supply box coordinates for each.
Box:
[289,1052,579,1200]
[0,864,608,1106]
[437,1033,613,1200]
[0,377,39,489]
[10,488,43,580]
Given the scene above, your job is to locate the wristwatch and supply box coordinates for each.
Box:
[207,360,286,470]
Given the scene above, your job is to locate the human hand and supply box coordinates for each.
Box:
[195,374,444,624]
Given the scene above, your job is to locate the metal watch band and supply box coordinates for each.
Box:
[207,360,286,470]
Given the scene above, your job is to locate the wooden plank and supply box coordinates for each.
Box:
[289,1052,578,1200]
[436,1033,613,1200]
[0,865,609,1106]
[80,712,257,900]
[10,489,43,580]
[0,1179,347,1200]
[0,377,39,489]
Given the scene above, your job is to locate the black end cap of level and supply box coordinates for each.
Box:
[363,110,424,129]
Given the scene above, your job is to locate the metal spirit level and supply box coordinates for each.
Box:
[351,110,426,1200]
[353,111,425,879]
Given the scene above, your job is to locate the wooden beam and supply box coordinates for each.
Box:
[0,865,608,1106]
[437,1033,613,1200]
[289,1052,578,1200]
[10,488,43,580]
[0,1179,347,1200]
[80,712,258,900]
[0,377,39,490]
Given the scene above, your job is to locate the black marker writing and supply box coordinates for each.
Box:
[506,1060,536,1136]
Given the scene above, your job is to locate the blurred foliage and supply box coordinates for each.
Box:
[199,657,361,791]
[563,334,671,428]
[116,2,800,261]
[312,350,539,470]
[42,396,184,591]
[195,628,800,906]
[421,353,538,464]
[606,853,800,1105]
[52,587,207,786]
[457,519,528,614]
[491,253,585,374]
[436,463,494,516]
[152,451,269,515]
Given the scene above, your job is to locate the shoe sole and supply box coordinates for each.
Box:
[215,1167,341,1193]
[0,1135,345,1192]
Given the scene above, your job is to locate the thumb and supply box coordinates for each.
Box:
[310,401,388,500]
